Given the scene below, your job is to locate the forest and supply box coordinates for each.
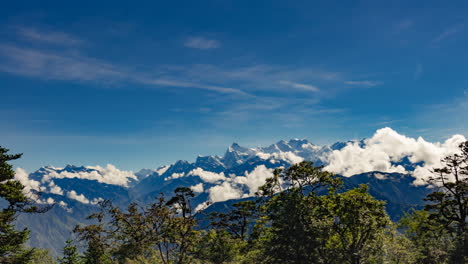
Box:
[1,141,467,264]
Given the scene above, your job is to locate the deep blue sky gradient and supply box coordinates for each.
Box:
[1,0,467,171]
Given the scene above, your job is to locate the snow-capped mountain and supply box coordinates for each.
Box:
[13,127,468,255]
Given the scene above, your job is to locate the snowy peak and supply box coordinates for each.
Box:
[260,139,314,153]
[195,155,226,172]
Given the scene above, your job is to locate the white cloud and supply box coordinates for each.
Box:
[233,165,274,196]
[256,151,304,165]
[43,164,137,187]
[324,127,466,185]
[207,181,243,203]
[344,80,381,87]
[0,44,246,96]
[67,190,90,204]
[14,168,43,200]
[203,165,275,205]
[184,37,220,50]
[48,181,64,195]
[188,168,226,183]
[194,201,210,212]
[190,183,204,193]
[58,201,72,212]
[279,80,320,92]
[16,27,83,46]
[165,172,185,181]
[66,190,102,204]
[156,165,170,175]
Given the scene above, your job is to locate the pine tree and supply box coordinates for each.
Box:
[0,146,43,263]
[59,239,81,264]
[425,141,468,263]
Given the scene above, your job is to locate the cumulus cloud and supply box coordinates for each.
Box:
[233,165,274,195]
[43,164,137,186]
[66,190,102,204]
[188,168,226,183]
[67,190,90,204]
[203,165,275,205]
[190,183,204,193]
[14,168,43,200]
[48,181,64,195]
[256,151,304,164]
[165,172,185,181]
[207,181,244,203]
[324,127,466,185]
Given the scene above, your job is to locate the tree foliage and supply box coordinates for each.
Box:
[424,141,468,263]
[0,146,47,263]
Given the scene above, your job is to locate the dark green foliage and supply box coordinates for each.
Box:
[74,204,113,264]
[324,185,390,264]
[255,161,391,264]
[209,200,257,240]
[59,239,81,264]
[30,248,56,264]
[74,189,200,264]
[0,146,46,263]
[194,230,242,264]
[399,210,453,263]
[424,141,468,263]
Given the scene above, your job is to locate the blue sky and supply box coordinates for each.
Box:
[1,0,467,171]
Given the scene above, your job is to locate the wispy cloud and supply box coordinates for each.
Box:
[344,80,382,87]
[0,26,371,99]
[138,78,249,96]
[0,44,123,81]
[0,44,247,96]
[184,37,220,50]
[432,24,464,43]
[165,64,341,93]
[16,26,83,46]
[279,80,320,92]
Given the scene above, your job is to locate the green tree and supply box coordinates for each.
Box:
[377,226,418,264]
[74,202,113,264]
[399,209,453,264]
[164,187,199,264]
[0,146,45,263]
[58,239,81,264]
[256,162,391,264]
[256,161,342,264]
[209,200,257,241]
[107,202,155,262]
[75,188,201,264]
[325,185,390,264]
[30,249,56,264]
[425,141,468,263]
[194,229,242,264]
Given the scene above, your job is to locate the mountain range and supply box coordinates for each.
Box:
[15,138,434,255]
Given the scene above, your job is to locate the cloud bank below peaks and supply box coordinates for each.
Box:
[41,164,137,187]
[324,127,466,185]
[14,164,136,206]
